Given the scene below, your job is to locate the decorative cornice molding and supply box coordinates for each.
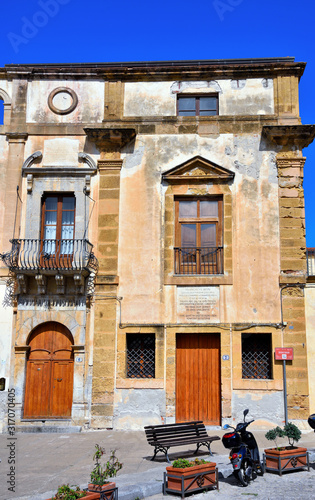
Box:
[262,125,315,149]
[78,152,97,170]
[276,157,306,168]
[6,132,28,143]
[162,155,235,183]
[22,151,42,169]
[0,88,11,104]
[84,127,136,150]
[97,159,123,171]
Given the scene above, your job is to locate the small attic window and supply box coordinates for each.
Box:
[177,94,218,116]
[0,100,4,125]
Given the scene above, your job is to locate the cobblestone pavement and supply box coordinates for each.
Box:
[148,466,315,500]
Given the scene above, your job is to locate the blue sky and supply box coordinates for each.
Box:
[1,0,314,244]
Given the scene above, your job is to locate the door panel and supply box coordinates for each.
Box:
[176,333,221,425]
[51,361,74,417]
[24,322,74,419]
[23,361,51,418]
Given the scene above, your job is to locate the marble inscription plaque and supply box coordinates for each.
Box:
[177,286,220,323]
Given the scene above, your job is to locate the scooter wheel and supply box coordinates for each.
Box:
[237,461,250,487]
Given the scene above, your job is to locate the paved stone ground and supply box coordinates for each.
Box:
[0,429,315,500]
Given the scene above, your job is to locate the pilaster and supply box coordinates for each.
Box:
[2,133,28,254]
[277,153,309,419]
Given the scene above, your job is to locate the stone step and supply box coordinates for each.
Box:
[15,424,82,433]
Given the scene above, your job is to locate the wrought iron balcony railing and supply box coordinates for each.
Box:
[307,248,315,276]
[1,239,95,273]
[174,246,223,275]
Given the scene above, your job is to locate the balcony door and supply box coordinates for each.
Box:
[41,194,75,268]
[175,198,223,275]
[23,322,74,419]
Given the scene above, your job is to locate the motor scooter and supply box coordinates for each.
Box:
[222,409,263,486]
[308,414,315,431]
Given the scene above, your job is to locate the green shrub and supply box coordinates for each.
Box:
[265,422,301,449]
[51,484,86,500]
[172,458,209,468]
[90,444,123,486]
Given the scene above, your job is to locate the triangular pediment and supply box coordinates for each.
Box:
[162,156,235,183]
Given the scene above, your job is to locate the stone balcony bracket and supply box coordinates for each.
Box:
[262,125,315,149]
[16,274,27,294]
[84,126,137,151]
[35,274,47,295]
[55,274,65,294]
[74,273,85,294]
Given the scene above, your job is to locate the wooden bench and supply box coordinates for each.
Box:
[144,421,220,463]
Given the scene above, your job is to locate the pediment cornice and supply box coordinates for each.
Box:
[162,155,235,183]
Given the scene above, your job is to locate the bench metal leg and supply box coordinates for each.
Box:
[194,442,213,457]
[151,445,171,463]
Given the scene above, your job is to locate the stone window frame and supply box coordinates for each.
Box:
[126,333,155,379]
[116,327,164,389]
[174,196,223,276]
[177,93,219,117]
[164,184,233,286]
[241,332,272,380]
[0,88,11,126]
[233,329,283,391]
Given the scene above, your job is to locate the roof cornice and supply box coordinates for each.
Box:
[1,58,306,81]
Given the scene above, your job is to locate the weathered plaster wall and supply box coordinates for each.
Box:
[26,80,104,123]
[119,133,281,324]
[305,285,315,413]
[232,390,284,428]
[124,79,274,117]
[113,388,166,429]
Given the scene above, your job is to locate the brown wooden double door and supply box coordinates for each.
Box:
[23,322,74,419]
[176,333,221,425]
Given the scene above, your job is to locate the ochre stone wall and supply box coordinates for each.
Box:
[277,155,309,419]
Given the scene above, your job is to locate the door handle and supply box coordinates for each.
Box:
[55,378,62,382]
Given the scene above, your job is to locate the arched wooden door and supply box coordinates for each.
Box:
[23,322,74,419]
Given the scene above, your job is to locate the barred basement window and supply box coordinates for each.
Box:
[242,333,272,380]
[127,334,155,378]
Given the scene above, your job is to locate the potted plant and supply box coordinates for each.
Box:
[264,422,309,475]
[87,444,122,499]
[163,458,218,498]
[49,484,99,500]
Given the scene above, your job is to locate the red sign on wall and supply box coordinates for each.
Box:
[275,348,293,361]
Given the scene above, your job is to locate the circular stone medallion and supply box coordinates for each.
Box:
[48,87,78,115]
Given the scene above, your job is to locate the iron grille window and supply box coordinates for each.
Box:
[127,334,155,378]
[242,333,272,380]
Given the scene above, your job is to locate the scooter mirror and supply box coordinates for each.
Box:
[223,424,231,429]
[243,409,249,421]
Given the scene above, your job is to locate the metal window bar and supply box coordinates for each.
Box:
[307,248,315,276]
[242,334,272,379]
[127,334,155,378]
[174,247,223,275]
[0,238,94,272]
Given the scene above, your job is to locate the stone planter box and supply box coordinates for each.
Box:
[163,463,218,498]
[263,447,309,476]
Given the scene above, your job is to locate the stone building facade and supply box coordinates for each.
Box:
[0,57,314,432]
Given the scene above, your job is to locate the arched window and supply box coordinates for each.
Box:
[0,100,4,125]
